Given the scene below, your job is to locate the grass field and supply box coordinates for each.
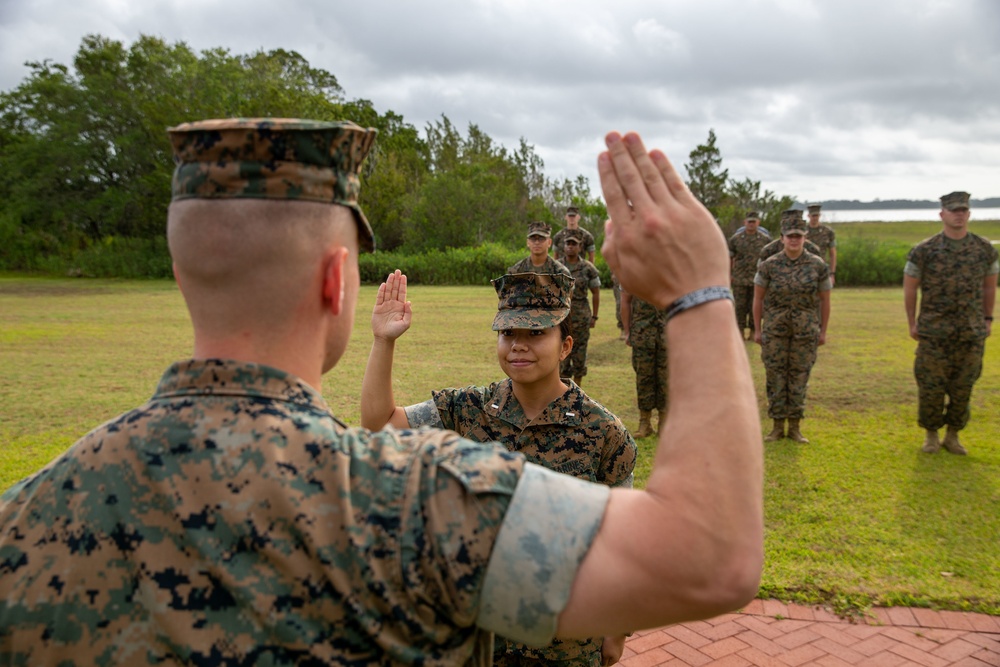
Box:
[833,219,1000,245]
[1,274,998,617]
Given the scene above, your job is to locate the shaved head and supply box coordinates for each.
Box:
[168,199,358,340]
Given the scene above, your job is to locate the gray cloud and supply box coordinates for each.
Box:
[1,0,998,200]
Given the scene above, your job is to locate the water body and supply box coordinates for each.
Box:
[820,207,1000,223]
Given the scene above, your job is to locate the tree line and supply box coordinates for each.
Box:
[0,34,794,276]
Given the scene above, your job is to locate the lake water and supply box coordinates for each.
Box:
[821,207,1000,223]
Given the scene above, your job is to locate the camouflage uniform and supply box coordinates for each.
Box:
[508,255,571,276]
[905,231,999,431]
[628,297,669,413]
[755,250,832,420]
[806,224,837,266]
[560,253,602,380]
[729,227,771,335]
[405,272,635,667]
[553,227,596,262]
[612,271,623,333]
[759,237,823,263]
[0,120,614,666]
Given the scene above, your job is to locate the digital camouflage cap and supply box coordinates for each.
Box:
[745,210,761,221]
[491,273,572,331]
[781,216,808,236]
[527,221,552,238]
[168,118,379,252]
[781,208,804,222]
[807,204,822,214]
[940,191,971,211]
[563,228,583,244]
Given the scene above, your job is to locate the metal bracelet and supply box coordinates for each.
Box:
[664,286,734,323]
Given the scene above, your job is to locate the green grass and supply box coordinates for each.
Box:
[1,275,998,617]
[834,219,1000,245]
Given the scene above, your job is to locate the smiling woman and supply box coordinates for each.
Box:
[360,269,637,667]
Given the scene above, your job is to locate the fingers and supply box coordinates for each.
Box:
[598,148,631,229]
[383,270,406,304]
[650,149,690,202]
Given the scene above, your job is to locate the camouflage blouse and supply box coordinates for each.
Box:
[405,378,636,663]
[507,255,571,276]
[759,237,823,264]
[728,230,772,286]
[806,224,837,263]
[905,232,1000,339]
[755,252,832,338]
[0,360,607,666]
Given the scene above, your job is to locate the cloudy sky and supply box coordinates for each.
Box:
[2,0,998,203]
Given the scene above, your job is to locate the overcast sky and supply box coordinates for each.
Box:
[2,0,998,203]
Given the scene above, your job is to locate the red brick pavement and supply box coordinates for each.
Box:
[621,600,1000,666]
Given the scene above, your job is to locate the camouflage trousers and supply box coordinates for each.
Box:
[494,637,602,667]
[732,284,755,334]
[914,336,985,431]
[632,330,668,412]
[761,334,818,419]
[613,281,623,330]
[562,305,592,378]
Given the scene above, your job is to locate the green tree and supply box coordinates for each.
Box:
[685,129,729,216]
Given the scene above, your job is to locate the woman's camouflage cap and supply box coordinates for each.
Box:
[491,273,572,331]
[167,118,378,252]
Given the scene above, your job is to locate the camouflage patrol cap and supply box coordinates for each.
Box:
[167,118,378,252]
[491,272,572,331]
[566,206,580,216]
[563,228,583,244]
[940,191,971,211]
[745,210,761,220]
[781,216,808,236]
[780,208,804,221]
[807,204,822,215]
[527,221,551,238]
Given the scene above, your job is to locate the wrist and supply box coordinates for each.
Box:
[664,286,734,323]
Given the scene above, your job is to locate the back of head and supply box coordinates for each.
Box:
[166,118,377,338]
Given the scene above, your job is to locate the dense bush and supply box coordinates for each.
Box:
[835,237,910,286]
[2,225,919,287]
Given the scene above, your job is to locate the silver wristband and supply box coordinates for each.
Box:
[664,286,734,323]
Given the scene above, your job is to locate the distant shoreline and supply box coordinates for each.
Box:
[807,198,1000,210]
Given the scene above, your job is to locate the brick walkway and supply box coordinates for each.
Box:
[622,599,1000,666]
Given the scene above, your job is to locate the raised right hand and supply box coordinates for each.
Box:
[598,132,730,310]
[371,270,412,342]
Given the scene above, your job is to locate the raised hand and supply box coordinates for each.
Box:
[598,132,730,309]
[371,270,412,342]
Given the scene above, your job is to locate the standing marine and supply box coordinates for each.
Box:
[559,229,602,386]
[753,215,832,443]
[806,204,838,286]
[508,220,571,276]
[728,210,771,339]
[621,289,669,439]
[903,191,998,455]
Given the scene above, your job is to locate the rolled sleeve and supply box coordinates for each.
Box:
[477,463,610,646]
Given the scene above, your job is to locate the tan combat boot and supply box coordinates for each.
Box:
[764,419,785,442]
[654,409,666,435]
[635,410,654,438]
[942,427,967,455]
[787,419,809,443]
[921,429,941,453]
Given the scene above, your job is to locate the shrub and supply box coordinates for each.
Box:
[835,237,910,286]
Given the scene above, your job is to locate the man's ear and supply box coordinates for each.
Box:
[322,246,349,315]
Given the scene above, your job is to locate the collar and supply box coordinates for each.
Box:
[154,358,345,428]
[484,378,585,428]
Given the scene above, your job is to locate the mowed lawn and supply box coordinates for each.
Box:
[1,274,998,616]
